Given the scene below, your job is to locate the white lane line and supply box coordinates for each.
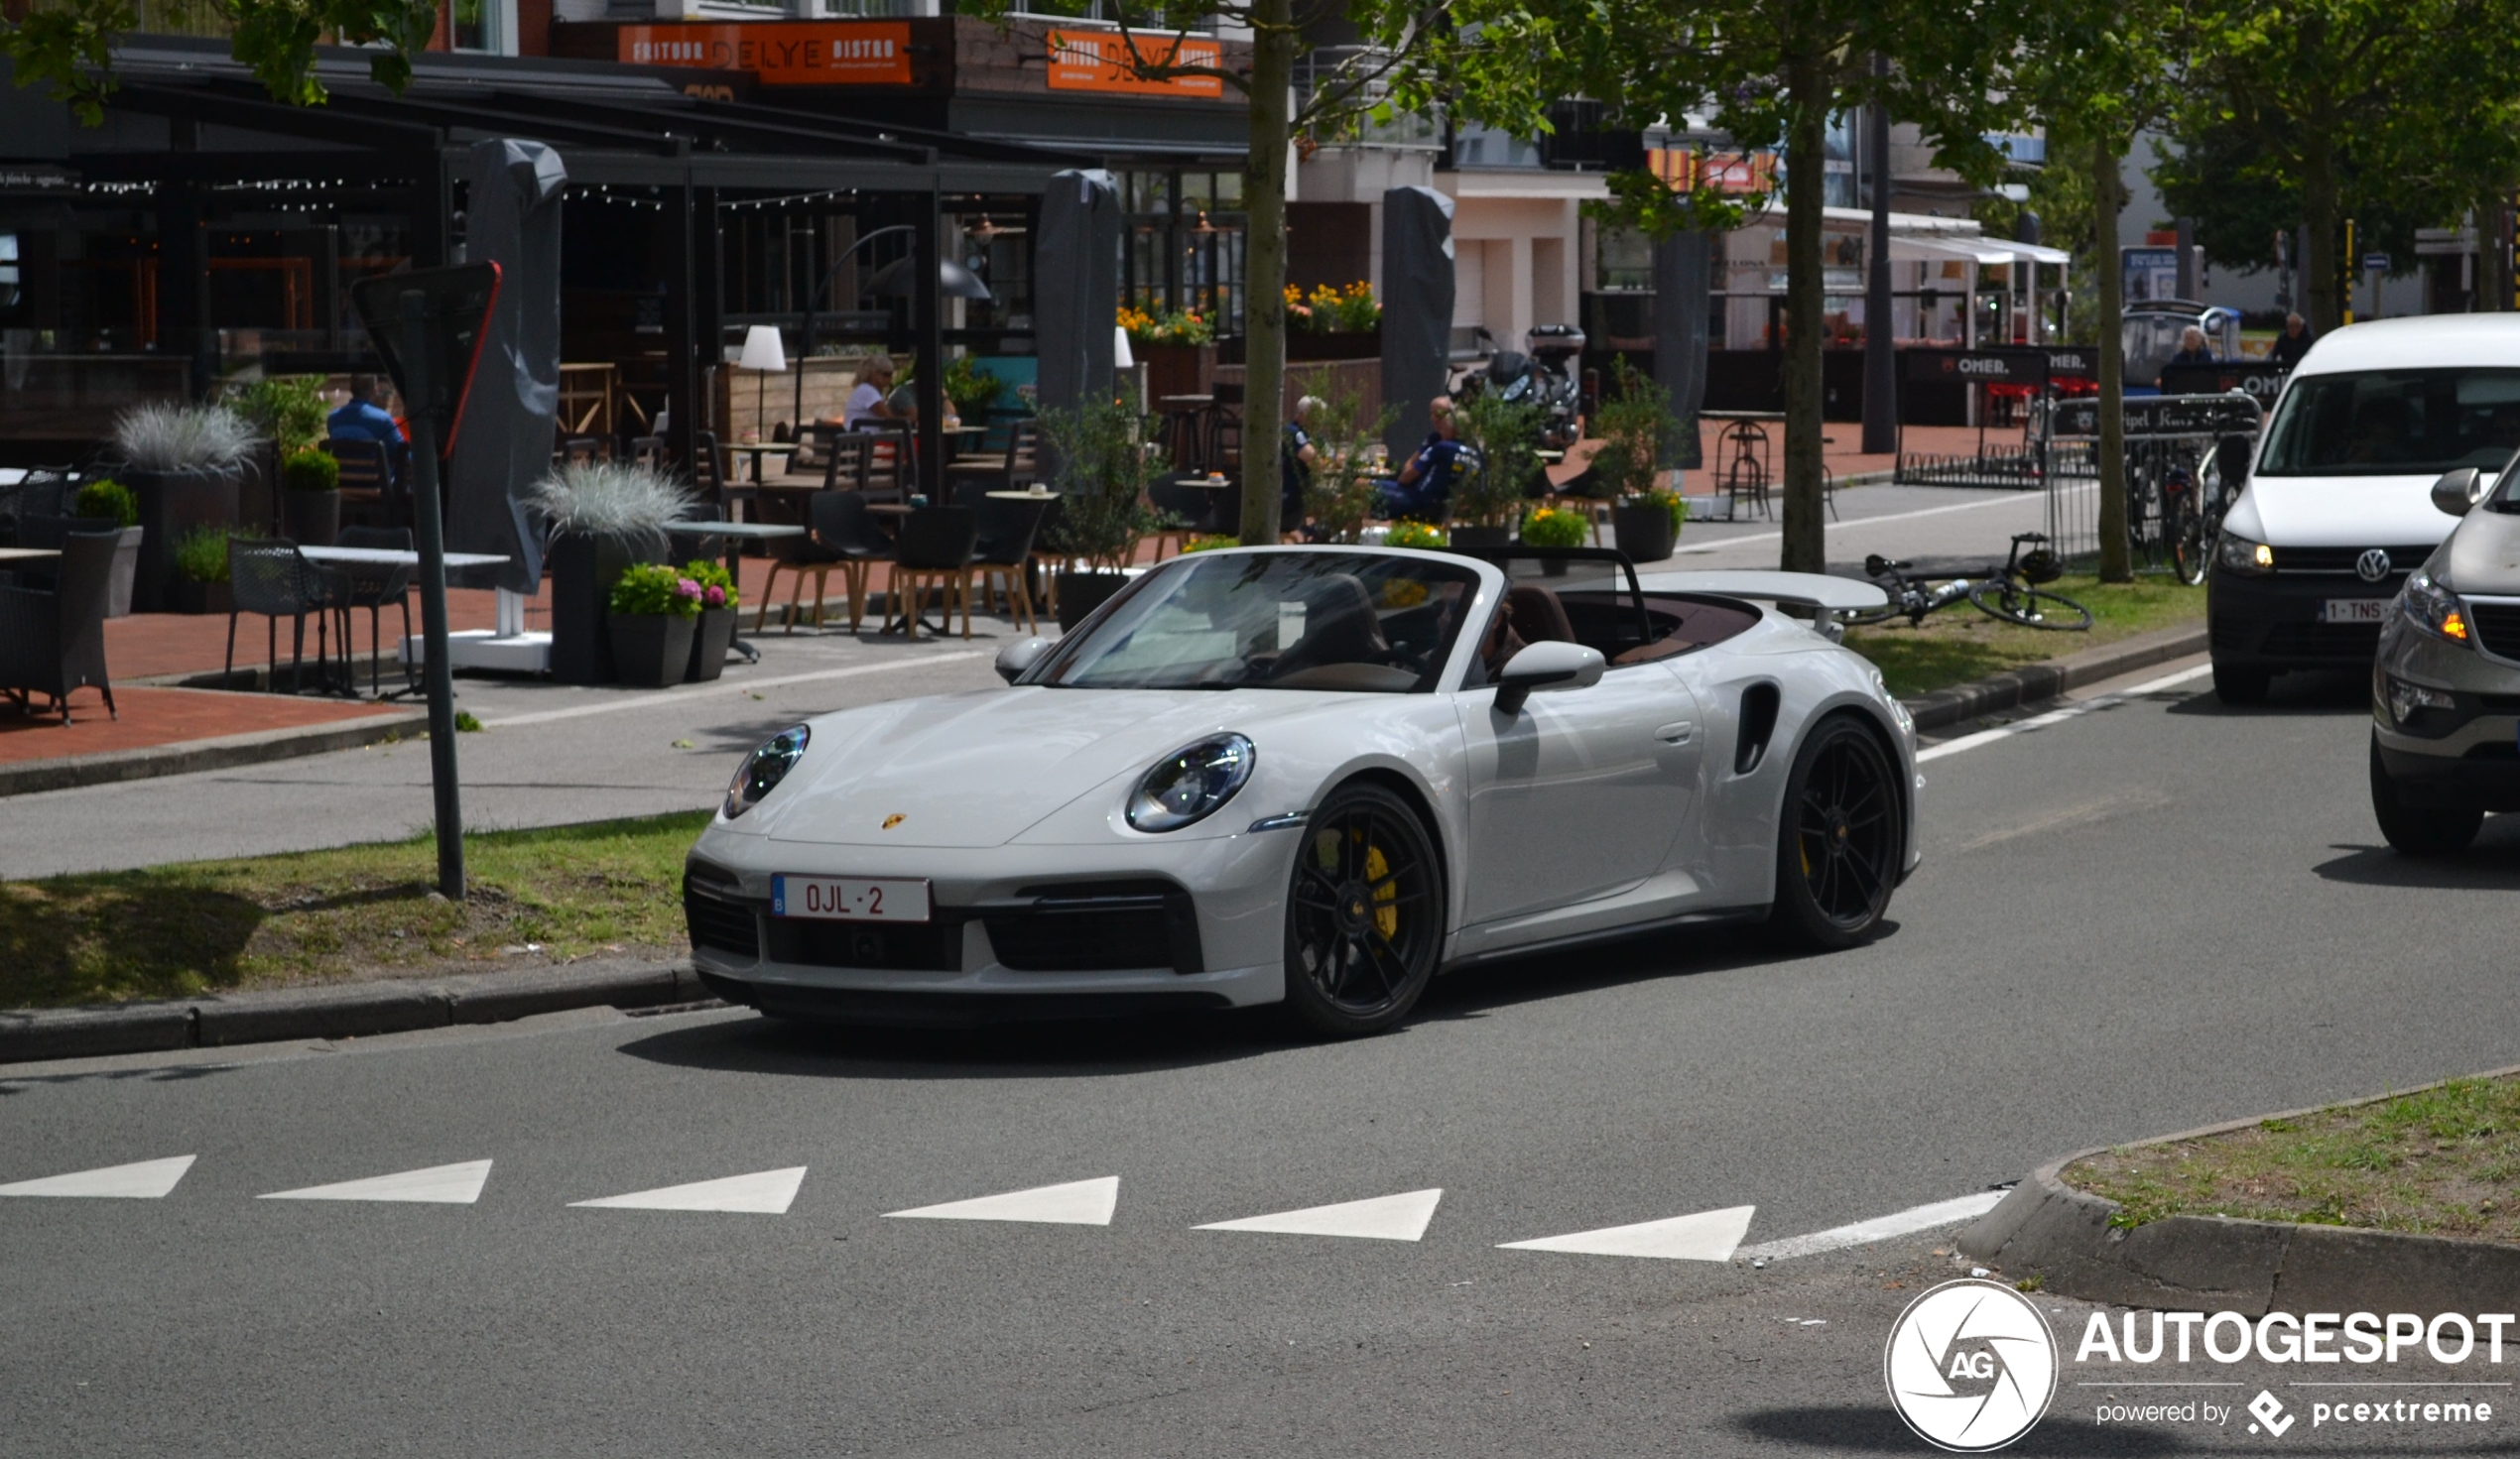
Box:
[1497,1203,1755,1262]
[1195,1188,1443,1242]
[477,651,991,729]
[0,1155,196,1199]
[1915,662,2213,764]
[884,1175,1119,1226]
[260,1159,493,1204]
[1733,1190,2008,1263]
[570,1166,808,1214]
[1675,485,2090,555]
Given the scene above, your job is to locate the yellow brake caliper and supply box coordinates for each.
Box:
[1366,844,1396,939]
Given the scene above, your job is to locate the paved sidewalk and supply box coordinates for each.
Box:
[0,686,404,766]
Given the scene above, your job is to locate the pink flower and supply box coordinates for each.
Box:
[675,577,702,600]
[703,584,727,607]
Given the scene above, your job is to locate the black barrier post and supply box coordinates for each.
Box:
[397,289,466,901]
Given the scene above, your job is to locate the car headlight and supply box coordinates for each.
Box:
[2399,569,2471,645]
[723,725,810,818]
[2215,531,2274,575]
[1127,734,1254,832]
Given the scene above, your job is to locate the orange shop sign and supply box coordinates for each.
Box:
[1045,30,1224,98]
[618,22,913,86]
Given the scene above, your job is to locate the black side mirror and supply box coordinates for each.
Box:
[2214,435,2252,490]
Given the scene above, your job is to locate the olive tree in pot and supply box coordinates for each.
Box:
[278,447,341,547]
[681,557,741,681]
[1592,360,1686,563]
[108,402,253,613]
[1038,397,1165,630]
[528,462,694,684]
[71,478,144,617]
[1448,390,1545,552]
[607,563,702,688]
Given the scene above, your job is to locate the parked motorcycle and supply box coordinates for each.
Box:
[1453,324,1585,450]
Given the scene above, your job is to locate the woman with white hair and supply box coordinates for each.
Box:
[1282,394,1325,539]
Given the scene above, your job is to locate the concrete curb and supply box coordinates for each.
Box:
[1959,1070,2520,1311]
[0,961,714,1064]
[1900,623,2207,735]
[0,707,426,798]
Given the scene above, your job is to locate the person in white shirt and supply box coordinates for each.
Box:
[833,356,911,429]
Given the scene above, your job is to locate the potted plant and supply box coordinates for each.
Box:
[1119,305,1217,402]
[1038,396,1166,629]
[1280,282,1384,362]
[607,562,702,688]
[71,478,144,617]
[1591,360,1685,563]
[942,355,1006,430]
[528,462,695,684]
[167,525,234,616]
[108,402,253,612]
[1294,373,1395,545]
[279,447,341,547]
[682,557,740,682]
[1384,520,1447,549]
[1519,504,1591,573]
[235,375,330,530]
[1449,391,1544,551]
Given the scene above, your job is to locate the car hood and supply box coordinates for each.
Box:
[2230,475,2458,548]
[2448,508,2520,594]
[753,686,1351,847]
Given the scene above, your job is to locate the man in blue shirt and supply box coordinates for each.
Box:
[326,375,408,481]
[1375,395,1477,523]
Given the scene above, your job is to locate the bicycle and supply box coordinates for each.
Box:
[1848,533,2095,632]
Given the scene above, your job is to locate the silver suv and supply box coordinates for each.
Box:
[2370,461,2520,851]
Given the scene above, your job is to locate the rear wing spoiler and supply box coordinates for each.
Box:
[1631,569,1889,613]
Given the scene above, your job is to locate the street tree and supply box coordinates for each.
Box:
[3,0,436,121]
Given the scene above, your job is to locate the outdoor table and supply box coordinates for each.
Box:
[985,488,1057,501]
[0,468,26,487]
[0,547,60,563]
[726,442,795,484]
[300,546,516,691]
[666,519,807,664]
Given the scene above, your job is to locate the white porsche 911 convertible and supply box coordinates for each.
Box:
[684,545,1918,1036]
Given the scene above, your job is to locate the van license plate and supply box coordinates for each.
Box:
[772,876,931,922]
[2320,598,2389,624]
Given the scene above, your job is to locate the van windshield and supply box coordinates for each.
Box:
[2258,367,2520,477]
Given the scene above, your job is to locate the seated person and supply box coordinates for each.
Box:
[1373,396,1478,522]
[326,375,409,479]
[823,355,914,430]
[2156,325,2217,386]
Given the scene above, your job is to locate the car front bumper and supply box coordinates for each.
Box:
[2370,614,2520,809]
[2208,567,2401,672]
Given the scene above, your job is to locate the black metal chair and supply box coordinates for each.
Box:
[333,525,415,696]
[0,467,74,546]
[0,529,117,723]
[971,493,1050,635]
[789,490,896,634]
[884,506,977,641]
[755,492,852,635]
[227,537,349,694]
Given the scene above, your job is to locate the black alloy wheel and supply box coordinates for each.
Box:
[1282,782,1443,1036]
[1770,715,1902,950]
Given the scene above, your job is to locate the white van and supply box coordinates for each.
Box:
[2209,315,2520,702]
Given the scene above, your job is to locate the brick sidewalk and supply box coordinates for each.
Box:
[0,685,403,767]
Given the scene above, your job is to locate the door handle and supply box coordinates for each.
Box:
[1654,720,1695,744]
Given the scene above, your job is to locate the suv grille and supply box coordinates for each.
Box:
[2268,545,2434,575]
[683,879,761,959]
[2469,602,2520,661]
[983,882,1201,973]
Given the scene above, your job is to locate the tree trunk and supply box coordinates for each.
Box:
[2094,132,2130,584]
[2482,189,2514,313]
[2301,125,2342,335]
[1237,0,1295,544]
[1778,59,1827,575]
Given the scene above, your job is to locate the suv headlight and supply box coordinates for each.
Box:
[2215,531,2274,575]
[1127,734,1254,832]
[2399,570,2471,645]
[723,725,810,818]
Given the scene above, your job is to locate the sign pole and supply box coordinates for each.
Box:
[399,291,466,902]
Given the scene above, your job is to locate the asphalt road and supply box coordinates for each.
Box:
[10,660,2520,1455]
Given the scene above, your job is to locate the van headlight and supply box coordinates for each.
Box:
[2216,531,2274,575]
[2400,570,2471,645]
[1127,734,1254,832]
[723,725,810,818]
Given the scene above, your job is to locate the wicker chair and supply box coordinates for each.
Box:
[0,529,117,723]
[227,537,348,694]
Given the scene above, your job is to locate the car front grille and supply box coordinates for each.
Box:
[2268,545,2436,576]
[767,917,964,972]
[2468,602,2520,661]
[683,880,761,960]
[2259,621,2383,660]
[983,882,1201,973]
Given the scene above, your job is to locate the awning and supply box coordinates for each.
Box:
[1890,236,2017,268]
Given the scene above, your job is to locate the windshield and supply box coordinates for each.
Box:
[2257,367,2520,477]
[1029,551,1484,692]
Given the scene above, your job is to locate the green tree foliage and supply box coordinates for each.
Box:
[4,0,437,116]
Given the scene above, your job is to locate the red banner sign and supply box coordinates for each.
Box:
[618,22,913,86]
[1045,30,1224,98]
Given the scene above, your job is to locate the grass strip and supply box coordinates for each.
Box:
[2067,1075,2520,1243]
[0,810,709,1011]
[1843,573,2205,700]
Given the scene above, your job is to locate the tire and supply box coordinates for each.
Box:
[1769,715,1903,951]
[1966,581,2093,631]
[2370,736,2481,855]
[2211,659,2271,705]
[1282,782,1444,1036]
[2171,498,2209,586]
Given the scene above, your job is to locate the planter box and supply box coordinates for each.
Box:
[550,532,661,685]
[281,489,340,548]
[1218,330,1382,364]
[686,607,737,682]
[1611,504,1678,563]
[1055,570,1130,632]
[104,525,142,618]
[1449,524,1512,552]
[121,465,242,614]
[607,612,697,689]
[165,576,233,617]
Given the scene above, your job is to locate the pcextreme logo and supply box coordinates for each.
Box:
[1884,1279,2060,1451]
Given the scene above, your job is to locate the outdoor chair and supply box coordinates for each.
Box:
[627,435,666,470]
[324,436,398,530]
[819,430,873,493]
[0,466,73,546]
[333,525,415,696]
[855,423,913,505]
[970,492,1049,635]
[790,489,895,634]
[755,491,850,635]
[884,505,977,642]
[1028,493,1071,619]
[693,428,754,528]
[0,529,117,724]
[6,514,116,588]
[227,536,349,694]
[945,417,1040,496]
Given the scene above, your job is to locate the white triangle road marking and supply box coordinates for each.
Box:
[1498,1204,1756,1262]
[1733,1190,2008,1264]
[1195,1187,1443,1242]
[884,1176,1118,1226]
[0,1155,196,1199]
[570,1166,807,1214]
[259,1159,493,1205]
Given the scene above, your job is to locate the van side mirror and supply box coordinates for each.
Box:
[995,637,1050,683]
[1491,641,1605,716]
[2432,467,2484,519]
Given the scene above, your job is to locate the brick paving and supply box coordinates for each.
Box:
[0,685,402,766]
